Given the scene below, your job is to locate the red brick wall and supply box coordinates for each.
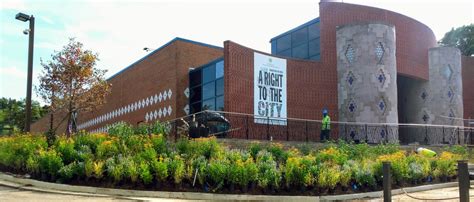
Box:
[224,41,336,141]
[462,56,474,120]
[31,39,222,133]
[319,1,437,81]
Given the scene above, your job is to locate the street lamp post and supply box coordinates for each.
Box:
[15,12,35,133]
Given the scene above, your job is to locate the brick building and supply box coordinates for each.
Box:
[32,1,474,144]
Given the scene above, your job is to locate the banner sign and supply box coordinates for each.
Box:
[254,52,287,125]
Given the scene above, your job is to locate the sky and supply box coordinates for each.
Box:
[0,0,473,105]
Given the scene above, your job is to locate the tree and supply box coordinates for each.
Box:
[438,24,474,56]
[0,98,48,134]
[37,38,111,136]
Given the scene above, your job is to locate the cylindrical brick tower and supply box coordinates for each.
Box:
[427,47,464,126]
[336,23,398,143]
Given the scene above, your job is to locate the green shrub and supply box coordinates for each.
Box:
[267,143,288,163]
[139,161,153,185]
[190,156,207,185]
[249,142,262,159]
[317,164,340,189]
[151,134,168,155]
[59,162,78,181]
[55,137,77,164]
[122,156,139,183]
[93,161,105,179]
[0,134,47,171]
[96,140,119,160]
[371,143,400,156]
[339,163,352,187]
[354,160,376,187]
[38,149,64,179]
[108,122,134,139]
[227,159,243,187]
[256,150,281,189]
[244,158,258,186]
[208,159,228,191]
[76,145,93,162]
[257,160,281,189]
[169,154,185,184]
[406,154,431,180]
[73,133,107,153]
[134,124,149,135]
[337,141,370,160]
[175,137,190,155]
[150,121,169,137]
[106,157,123,183]
[315,147,348,165]
[152,157,169,183]
[85,159,94,178]
[125,136,147,154]
[26,155,40,175]
[139,147,157,162]
[444,145,468,159]
[433,152,459,177]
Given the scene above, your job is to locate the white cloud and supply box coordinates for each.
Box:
[0,66,27,79]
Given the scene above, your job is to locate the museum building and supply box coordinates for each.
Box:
[31,0,474,144]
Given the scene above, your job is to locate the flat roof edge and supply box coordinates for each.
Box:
[269,17,320,42]
[107,37,223,81]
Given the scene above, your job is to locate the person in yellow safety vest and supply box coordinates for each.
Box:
[416,147,437,157]
[320,109,331,142]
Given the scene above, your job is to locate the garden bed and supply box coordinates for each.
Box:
[0,122,467,196]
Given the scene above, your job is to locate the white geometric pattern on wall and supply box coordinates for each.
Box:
[184,88,190,98]
[145,105,173,122]
[183,104,190,115]
[78,89,173,130]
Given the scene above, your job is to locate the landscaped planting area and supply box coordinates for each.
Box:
[0,122,467,195]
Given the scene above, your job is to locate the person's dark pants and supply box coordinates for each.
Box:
[320,129,330,142]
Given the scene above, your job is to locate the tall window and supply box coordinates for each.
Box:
[189,58,224,114]
[271,18,321,61]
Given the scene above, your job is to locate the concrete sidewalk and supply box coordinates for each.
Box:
[0,172,469,201]
[0,180,193,202]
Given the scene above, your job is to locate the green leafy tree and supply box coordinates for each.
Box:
[438,24,474,56]
[37,38,111,136]
[0,98,48,134]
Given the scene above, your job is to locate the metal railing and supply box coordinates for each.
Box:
[165,111,474,145]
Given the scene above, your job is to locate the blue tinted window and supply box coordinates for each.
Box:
[189,69,201,87]
[271,40,277,54]
[215,61,224,78]
[216,96,224,111]
[292,27,308,46]
[270,19,321,61]
[277,34,291,52]
[202,82,215,100]
[188,58,224,113]
[278,49,292,57]
[190,86,202,103]
[308,22,320,40]
[309,54,320,60]
[293,43,308,59]
[202,99,215,110]
[203,65,215,83]
[216,78,224,96]
[190,102,201,114]
[308,39,320,57]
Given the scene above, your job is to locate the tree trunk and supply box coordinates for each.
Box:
[66,100,73,137]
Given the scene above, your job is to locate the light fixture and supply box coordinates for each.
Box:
[15,12,30,22]
[15,12,35,132]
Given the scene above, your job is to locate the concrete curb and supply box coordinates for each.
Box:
[0,172,465,201]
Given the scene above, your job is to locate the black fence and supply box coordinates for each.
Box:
[165,111,474,145]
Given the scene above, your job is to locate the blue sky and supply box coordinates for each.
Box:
[0,0,472,105]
